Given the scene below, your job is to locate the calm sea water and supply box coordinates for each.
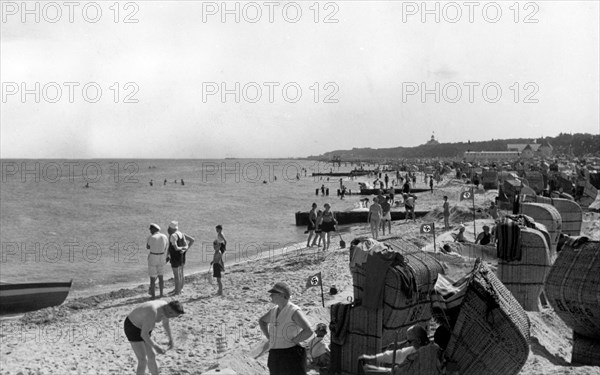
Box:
[0,159,372,295]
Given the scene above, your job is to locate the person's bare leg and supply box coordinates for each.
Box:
[179,265,185,292]
[149,277,156,299]
[171,267,180,294]
[130,341,148,375]
[143,340,159,375]
[307,231,314,247]
[217,277,223,295]
[158,275,164,297]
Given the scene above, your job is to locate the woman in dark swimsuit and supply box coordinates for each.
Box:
[320,203,337,250]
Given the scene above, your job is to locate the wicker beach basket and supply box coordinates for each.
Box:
[576,180,598,208]
[572,332,600,366]
[523,195,582,237]
[553,173,574,193]
[520,202,562,255]
[340,305,383,375]
[524,171,545,193]
[545,238,600,338]
[481,171,498,189]
[445,259,530,375]
[350,238,444,345]
[497,227,551,311]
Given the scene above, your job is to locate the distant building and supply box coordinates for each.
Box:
[539,140,553,158]
[464,151,520,162]
[521,144,534,159]
[507,142,541,153]
[507,139,552,159]
[426,133,439,145]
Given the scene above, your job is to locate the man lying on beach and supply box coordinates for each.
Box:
[358,325,429,370]
[124,300,184,375]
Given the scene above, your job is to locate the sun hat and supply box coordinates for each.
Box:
[149,223,160,231]
[168,221,179,230]
[268,282,291,298]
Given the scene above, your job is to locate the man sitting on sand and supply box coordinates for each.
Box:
[307,323,330,370]
[124,300,184,375]
[358,325,429,369]
[475,225,492,245]
[453,224,468,243]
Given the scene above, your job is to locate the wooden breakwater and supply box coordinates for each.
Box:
[294,210,429,226]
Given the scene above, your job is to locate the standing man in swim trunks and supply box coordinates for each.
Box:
[124,300,184,375]
[306,203,318,247]
[380,198,392,236]
[367,197,383,239]
[146,223,168,299]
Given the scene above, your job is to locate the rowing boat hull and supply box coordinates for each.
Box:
[0,280,72,314]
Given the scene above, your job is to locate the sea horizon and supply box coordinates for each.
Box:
[0,158,379,296]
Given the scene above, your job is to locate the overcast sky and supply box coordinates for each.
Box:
[1,1,598,158]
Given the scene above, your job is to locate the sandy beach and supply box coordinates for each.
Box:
[2,178,600,375]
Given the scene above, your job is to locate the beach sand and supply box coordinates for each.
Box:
[1,179,600,375]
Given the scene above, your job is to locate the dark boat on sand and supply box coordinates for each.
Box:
[0,280,73,314]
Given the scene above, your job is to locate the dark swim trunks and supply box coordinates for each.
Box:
[213,263,223,278]
[321,221,335,233]
[124,317,151,342]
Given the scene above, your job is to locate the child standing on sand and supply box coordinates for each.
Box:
[210,240,225,296]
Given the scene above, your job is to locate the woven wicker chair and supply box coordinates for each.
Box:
[445,259,530,375]
[545,238,600,339]
[572,332,600,366]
